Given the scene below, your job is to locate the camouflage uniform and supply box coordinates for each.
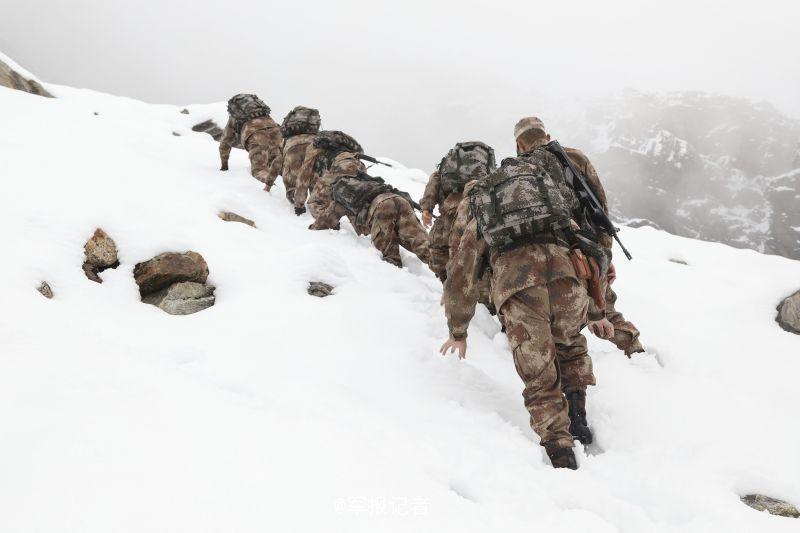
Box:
[219,116,284,186]
[420,171,464,280]
[280,133,316,204]
[443,146,597,451]
[448,180,492,311]
[312,189,431,267]
[293,145,330,213]
[300,150,365,219]
[565,147,643,355]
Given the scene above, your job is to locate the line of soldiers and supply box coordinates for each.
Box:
[218,94,644,470]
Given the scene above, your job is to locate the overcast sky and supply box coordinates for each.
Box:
[2,0,798,167]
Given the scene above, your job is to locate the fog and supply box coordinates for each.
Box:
[1,0,798,168]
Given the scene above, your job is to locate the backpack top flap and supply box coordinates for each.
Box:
[314,130,363,155]
[282,106,322,138]
[469,148,573,249]
[331,174,391,216]
[438,141,497,194]
[227,94,271,123]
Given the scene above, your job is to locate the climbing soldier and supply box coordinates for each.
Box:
[219,94,283,191]
[280,106,321,205]
[440,116,615,469]
[420,142,496,281]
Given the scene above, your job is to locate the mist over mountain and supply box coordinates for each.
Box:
[564,91,800,260]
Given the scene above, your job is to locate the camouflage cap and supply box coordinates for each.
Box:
[514,116,546,139]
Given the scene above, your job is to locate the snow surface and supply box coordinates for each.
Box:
[1,81,800,532]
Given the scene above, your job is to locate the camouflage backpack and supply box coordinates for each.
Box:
[331,173,418,225]
[438,142,497,195]
[469,147,576,250]
[313,130,363,155]
[281,106,321,138]
[227,94,271,132]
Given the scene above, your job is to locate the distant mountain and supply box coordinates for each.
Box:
[569,90,800,260]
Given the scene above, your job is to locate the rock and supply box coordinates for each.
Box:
[192,119,241,148]
[308,282,334,298]
[741,494,799,518]
[93,112,99,116]
[141,281,215,315]
[776,290,800,334]
[0,57,53,97]
[133,251,209,296]
[36,281,53,299]
[669,258,688,265]
[172,131,181,136]
[180,108,190,114]
[83,228,119,283]
[218,211,256,227]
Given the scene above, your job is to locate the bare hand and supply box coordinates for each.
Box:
[588,318,615,340]
[422,210,433,228]
[608,262,616,285]
[439,338,467,360]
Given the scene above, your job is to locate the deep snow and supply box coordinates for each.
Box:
[1,73,799,532]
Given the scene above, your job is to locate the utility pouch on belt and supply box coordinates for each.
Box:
[570,248,605,310]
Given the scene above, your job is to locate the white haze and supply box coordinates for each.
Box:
[1,0,799,167]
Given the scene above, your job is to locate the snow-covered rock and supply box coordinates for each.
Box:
[2,57,800,533]
[141,281,216,315]
[776,290,800,335]
[0,52,52,97]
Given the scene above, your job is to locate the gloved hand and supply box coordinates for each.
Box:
[220,161,229,171]
[294,206,306,216]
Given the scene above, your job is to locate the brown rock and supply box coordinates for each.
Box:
[83,228,119,283]
[741,494,799,518]
[218,211,256,228]
[0,58,53,97]
[133,251,209,296]
[308,282,334,298]
[776,290,800,335]
[36,281,53,299]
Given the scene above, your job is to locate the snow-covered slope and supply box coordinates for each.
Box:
[1,79,800,532]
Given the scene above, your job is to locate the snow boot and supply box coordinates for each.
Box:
[546,446,578,470]
[566,390,593,445]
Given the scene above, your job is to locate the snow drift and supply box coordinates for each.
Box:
[1,66,799,532]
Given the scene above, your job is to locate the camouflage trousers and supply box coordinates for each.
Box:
[428,211,455,280]
[499,278,594,449]
[245,131,283,187]
[369,196,431,267]
[605,286,643,355]
[280,146,305,204]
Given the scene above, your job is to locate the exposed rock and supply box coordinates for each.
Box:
[142,281,215,315]
[172,131,181,136]
[82,228,119,283]
[133,251,209,296]
[180,108,190,114]
[308,282,334,298]
[218,211,256,227]
[36,281,53,299]
[93,112,99,116]
[741,494,799,518]
[669,258,688,265]
[0,57,53,97]
[776,290,800,335]
[192,119,241,148]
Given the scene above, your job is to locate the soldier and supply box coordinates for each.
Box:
[421,142,496,281]
[219,94,283,191]
[310,173,431,268]
[280,106,321,206]
[440,116,612,469]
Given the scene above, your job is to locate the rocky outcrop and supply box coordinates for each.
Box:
[133,251,214,315]
[0,57,52,97]
[82,229,119,283]
[741,494,799,518]
[141,281,215,315]
[133,251,209,295]
[308,282,334,297]
[37,281,53,299]
[218,211,256,227]
[776,290,800,334]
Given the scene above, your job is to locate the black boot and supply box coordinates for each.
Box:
[546,446,578,469]
[566,391,593,445]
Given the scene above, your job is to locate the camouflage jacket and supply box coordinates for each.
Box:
[281,133,317,172]
[419,171,464,218]
[313,191,396,235]
[219,116,281,162]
